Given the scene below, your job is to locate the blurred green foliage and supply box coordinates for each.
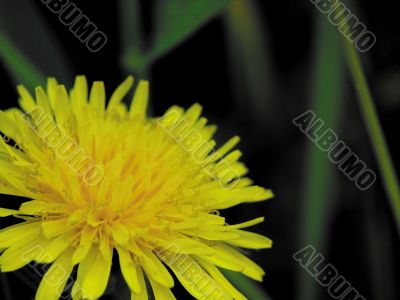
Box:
[0,0,72,88]
[224,0,275,131]
[297,12,345,300]
[150,0,231,61]
[0,32,45,91]
[343,35,400,234]
[122,0,231,74]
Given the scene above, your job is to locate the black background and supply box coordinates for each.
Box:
[1,0,400,299]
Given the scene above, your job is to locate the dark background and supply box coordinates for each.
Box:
[0,0,399,299]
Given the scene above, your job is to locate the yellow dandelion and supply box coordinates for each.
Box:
[0,76,273,300]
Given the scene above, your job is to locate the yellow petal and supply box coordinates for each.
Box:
[141,247,174,288]
[36,232,74,263]
[161,252,229,299]
[159,239,214,256]
[226,217,265,229]
[112,221,130,245]
[210,243,265,281]
[99,231,112,261]
[70,75,88,115]
[35,87,53,118]
[182,227,240,241]
[205,187,273,210]
[19,200,63,215]
[0,232,41,271]
[54,85,73,127]
[130,266,148,300]
[35,248,74,300]
[41,219,70,238]
[0,207,18,217]
[183,103,202,125]
[196,258,247,300]
[46,77,59,110]
[117,247,141,293]
[227,230,273,249]
[148,276,176,300]
[81,247,113,299]
[209,136,241,163]
[129,80,149,117]
[0,177,23,196]
[72,225,97,264]
[89,81,106,116]
[108,76,134,111]
[0,110,21,141]
[0,221,41,248]
[17,85,36,112]
[71,246,97,300]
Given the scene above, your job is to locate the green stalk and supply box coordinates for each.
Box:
[342,34,400,234]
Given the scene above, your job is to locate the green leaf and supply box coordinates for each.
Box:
[119,0,148,76]
[297,12,345,300]
[149,0,231,62]
[0,32,45,90]
[223,0,275,131]
[342,16,400,234]
[0,1,73,86]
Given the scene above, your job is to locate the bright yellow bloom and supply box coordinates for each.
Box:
[0,76,273,300]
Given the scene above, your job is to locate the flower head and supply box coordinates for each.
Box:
[0,76,273,300]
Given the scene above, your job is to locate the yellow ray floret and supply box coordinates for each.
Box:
[0,76,273,300]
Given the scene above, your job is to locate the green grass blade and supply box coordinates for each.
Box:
[222,270,272,300]
[342,34,400,234]
[297,13,345,300]
[148,0,231,63]
[223,0,275,131]
[119,0,148,76]
[0,32,45,90]
[0,1,72,84]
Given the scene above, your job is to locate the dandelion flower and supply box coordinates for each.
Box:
[0,76,273,300]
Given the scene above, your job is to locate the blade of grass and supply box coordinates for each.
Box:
[297,12,345,300]
[0,32,45,90]
[223,0,276,131]
[0,1,72,84]
[121,0,232,76]
[222,269,272,300]
[119,0,148,76]
[148,0,231,63]
[342,35,400,234]
[118,0,153,115]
